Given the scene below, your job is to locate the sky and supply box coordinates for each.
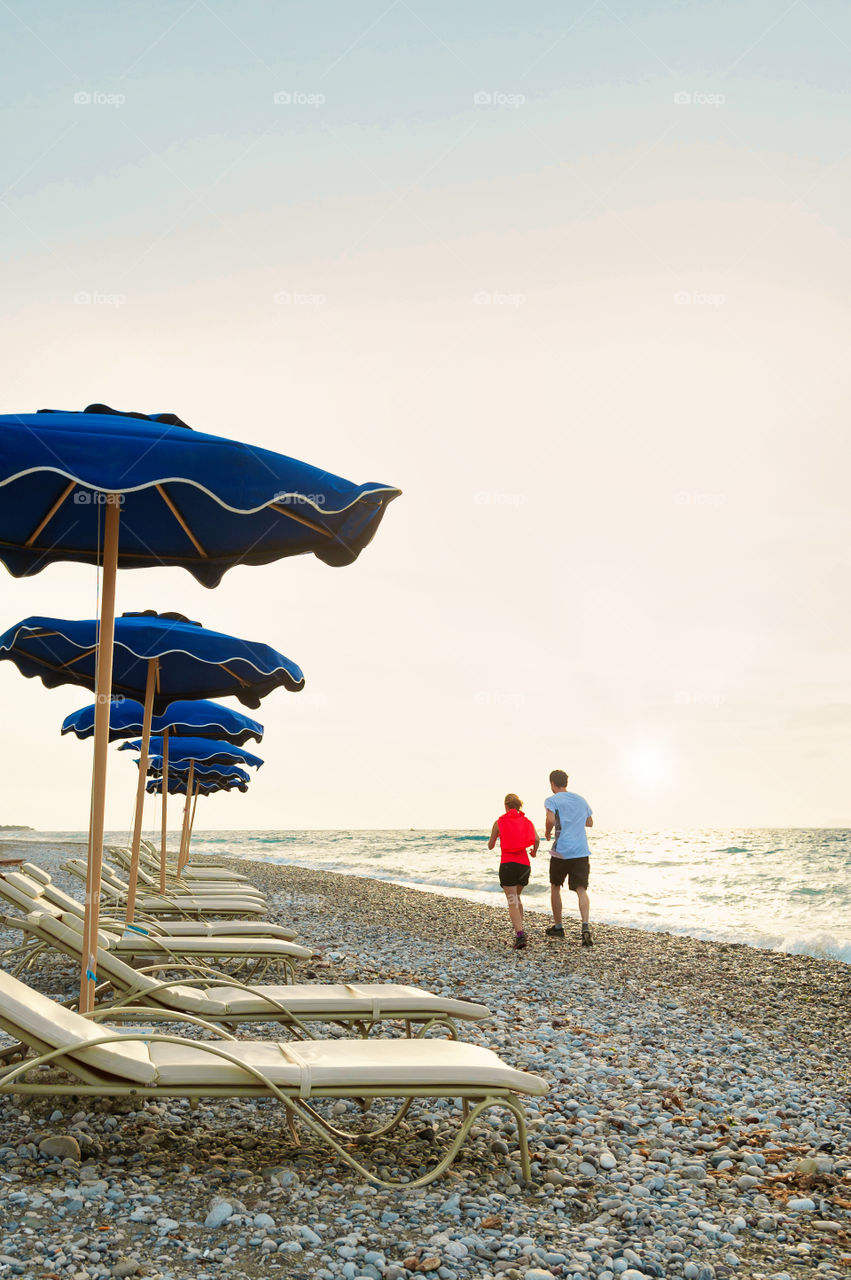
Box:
[0,0,849,834]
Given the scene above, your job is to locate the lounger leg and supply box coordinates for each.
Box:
[414,1017,459,1042]
[285,1095,528,1190]
[298,1096,414,1142]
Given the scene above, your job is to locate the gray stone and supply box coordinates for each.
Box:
[39,1136,81,1162]
[204,1201,233,1229]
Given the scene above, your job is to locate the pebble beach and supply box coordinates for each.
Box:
[0,841,849,1280]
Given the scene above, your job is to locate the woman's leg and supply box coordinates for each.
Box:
[502,887,524,933]
[517,884,525,922]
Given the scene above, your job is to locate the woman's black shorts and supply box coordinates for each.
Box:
[499,862,530,888]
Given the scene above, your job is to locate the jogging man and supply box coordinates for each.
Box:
[544,769,593,945]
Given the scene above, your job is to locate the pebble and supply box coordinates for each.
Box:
[38,1135,81,1161]
[203,1200,233,1228]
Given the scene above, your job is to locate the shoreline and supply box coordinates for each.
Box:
[6,831,851,968]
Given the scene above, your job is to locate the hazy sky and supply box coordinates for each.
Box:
[1,1,849,834]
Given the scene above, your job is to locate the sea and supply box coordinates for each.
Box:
[40,825,848,966]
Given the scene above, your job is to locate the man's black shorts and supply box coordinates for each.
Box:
[549,855,589,890]
[499,862,531,888]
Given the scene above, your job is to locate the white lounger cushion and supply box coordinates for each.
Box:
[0,968,546,1098]
[160,982,490,1021]
[20,863,51,886]
[121,920,295,940]
[133,897,266,916]
[115,931,311,959]
[146,1036,546,1093]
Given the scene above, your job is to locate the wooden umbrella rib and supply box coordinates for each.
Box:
[1,539,201,564]
[58,646,97,670]
[25,480,76,547]
[156,484,207,557]
[219,662,249,687]
[269,503,334,537]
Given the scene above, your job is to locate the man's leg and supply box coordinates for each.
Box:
[503,887,524,933]
[550,883,563,926]
[572,865,592,945]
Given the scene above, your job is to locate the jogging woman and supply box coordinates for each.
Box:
[488,793,540,949]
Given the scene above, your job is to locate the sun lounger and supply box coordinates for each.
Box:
[106,855,265,901]
[104,855,265,900]
[0,966,546,1187]
[137,849,251,882]
[16,865,295,941]
[16,911,492,1040]
[62,859,268,919]
[108,844,254,886]
[0,874,310,980]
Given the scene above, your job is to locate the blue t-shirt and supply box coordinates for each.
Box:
[545,791,592,859]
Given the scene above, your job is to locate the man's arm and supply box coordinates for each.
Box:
[586,816,593,828]
[545,810,555,840]
[487,820,500,851]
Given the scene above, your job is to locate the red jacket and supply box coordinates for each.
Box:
[497,810,537,865]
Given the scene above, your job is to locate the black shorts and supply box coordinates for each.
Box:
[549,855,589,890]
[499,862,531,888]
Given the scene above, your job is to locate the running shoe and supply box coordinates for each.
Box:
[545,924,565,938]
[513,931,527,950]
[581,923,593,947]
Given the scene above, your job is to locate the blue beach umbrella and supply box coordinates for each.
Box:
[0,405,401,582]
[144,765,251,869]
[147,775,248,795]
[0,404,399,1012]
[2,612,303,713]
[121,736,263,771]
[140,760,251,786]
[2,610,294,916]
[61,699,264,747]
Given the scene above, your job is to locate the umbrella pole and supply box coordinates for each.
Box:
[177,760,194,877]
[160,727,169,894]
[125,658,157,924]
[80,494,120,1015]
[187,783,199,858]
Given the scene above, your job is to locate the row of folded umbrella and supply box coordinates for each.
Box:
[0,403,399,1012]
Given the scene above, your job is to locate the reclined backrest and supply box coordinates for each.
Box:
[26,911,149,994]
[39,881,86,918]
[63,859,124,902]
[34,908,120,953]
[20,863,51,886]
[0,967,156,1084]
[0,871,42,913]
